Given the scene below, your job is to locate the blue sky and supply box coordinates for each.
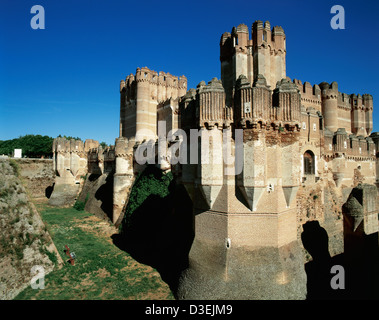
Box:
[1,0,378,145]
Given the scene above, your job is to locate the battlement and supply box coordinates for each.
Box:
[221,20,286,56]
[312,80,373,113]
[290,78,322,112]
[53,137,89,155]
[319,81,339,100]
[220,19,287,91]
[292,79,321,98]
[252,20,286,51]
[121,67,188,89]
[84,139,99,152]
[317,81,374,135]
[323,128,376,159]
[88,146,102,162]
[337,92,351,111]
[120,67,188,140]
[120,67,187,106]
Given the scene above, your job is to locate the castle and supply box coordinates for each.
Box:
[49,20,379,299]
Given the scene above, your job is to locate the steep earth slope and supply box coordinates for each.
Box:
[0,160,61,300]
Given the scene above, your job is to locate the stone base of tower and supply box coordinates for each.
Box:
[48,176,80,207]
[176,210,307,300]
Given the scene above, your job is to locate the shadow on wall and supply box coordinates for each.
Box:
[45,183,55,199]
[301,220,379,299]
[76,173,114,222]
[94,174,114,221]
[112,165,194,297]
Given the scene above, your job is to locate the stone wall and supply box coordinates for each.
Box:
[14,159,55,199]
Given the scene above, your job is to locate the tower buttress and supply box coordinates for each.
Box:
[363,94,373,135]
[351,93,367,136]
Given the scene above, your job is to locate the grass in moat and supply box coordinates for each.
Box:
[14,200,174,300]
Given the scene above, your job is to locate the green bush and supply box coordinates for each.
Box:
[40,246,58,265]
[9,159,20,177]
[14,247,24,260]
[119,165,173,233]
[0,189,9,198]
[73,193,89,211]
[73,200,85,211]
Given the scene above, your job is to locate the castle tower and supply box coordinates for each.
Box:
[351,93,367,136]
[120,73,136,139]
[320,81,339,133]
[135,67,157,141]
[232,24,250,83]
[113,137,135,224]
[177,75,306,300]
[220,20,286,107]
[114,18,378,300]
[252,20,286,89]
[120,67,187,142]
[49,138,90,207]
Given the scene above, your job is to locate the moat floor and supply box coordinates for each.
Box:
[14,198,174,300]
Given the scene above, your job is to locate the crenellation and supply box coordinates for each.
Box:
[271,25,285,50]
[119,66,188,142]
[290,79,322,113]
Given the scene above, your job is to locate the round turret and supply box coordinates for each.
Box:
[320,82,339,133]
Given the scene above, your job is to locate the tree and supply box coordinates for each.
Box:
[57,134,81,141]
[0,135,54,158]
